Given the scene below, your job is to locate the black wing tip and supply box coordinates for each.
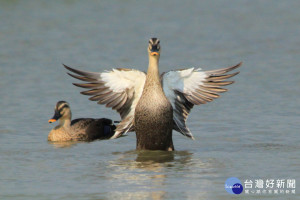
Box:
[231,62,242,69]
[226,62,242,72]
[72,82,83,87]
[67,72,84,81]
[230,71,240,77]
[205,62,242,76]
[63,63,85,76]
[62,63,71,70]
[236,62,243,67]
[63,63,78,75]
[67,72,76,78]
[232,62,242,70]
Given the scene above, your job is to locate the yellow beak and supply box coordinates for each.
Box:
[151,52,159,56]
[48,119,57,123]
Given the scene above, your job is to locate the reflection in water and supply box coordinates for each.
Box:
[47,141,79,148]
[110,150,193,170]
[133,151,175,200]
[47,138,111,148]
[135,151,175,163]
[104,150,194,200]
[101,150,222,199]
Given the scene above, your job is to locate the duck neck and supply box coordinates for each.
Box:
[146,55,161,87]
[59,118,71,128]
[58,112,72,128]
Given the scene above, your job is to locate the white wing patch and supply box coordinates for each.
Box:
[162,62,242,139]
[101,69,146,93]
[163,68,207,93]
[64,65,146,139]
[163,68,207,139]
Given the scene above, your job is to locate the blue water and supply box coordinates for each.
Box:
[0,1,299,199]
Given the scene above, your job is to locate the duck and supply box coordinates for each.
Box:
[48,101,116,142]
[63,38,242,151]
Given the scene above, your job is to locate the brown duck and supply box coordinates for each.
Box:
[48,101,115,142]
[64,38,242,151]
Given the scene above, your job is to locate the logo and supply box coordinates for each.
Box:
[225,177,243,194]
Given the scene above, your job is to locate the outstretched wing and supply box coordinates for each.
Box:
[64,65,146,138]
[162,62,242,139]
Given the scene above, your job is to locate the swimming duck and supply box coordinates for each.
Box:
[48,101,115,142]
[64,38,241,150]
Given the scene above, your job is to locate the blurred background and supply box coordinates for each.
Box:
[0,1,299,199]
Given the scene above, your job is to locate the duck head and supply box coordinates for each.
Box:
[48,101,71,123]
[148,38,161,57]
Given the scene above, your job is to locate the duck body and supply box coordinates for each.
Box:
[134,75,174,151]
[48,101,115,142]
[48,126,73,142]
[134,103,173,151]
[134,40,174,151]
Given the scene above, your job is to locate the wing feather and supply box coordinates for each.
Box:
[67,73,97,82]
[64,64,146,138]
[106,93,123,108]
[81,88,110,95]
[162,62,242,139]
[203,81,234,86]
[114,93,128,111]
[73,82,104,89]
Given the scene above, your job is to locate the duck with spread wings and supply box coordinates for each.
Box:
[64,38,242,151]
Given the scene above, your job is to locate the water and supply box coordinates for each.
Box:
[0,1,299,199]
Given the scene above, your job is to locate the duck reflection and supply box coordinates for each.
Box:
[47,141,79,148]
[47,138,113,148]
[110,150,193,170]
[135,150,175,163]
[105,150,193,200]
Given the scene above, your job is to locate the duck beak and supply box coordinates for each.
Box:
[48,110,61,123]
[48,119,56,123]
[150,51,159,56]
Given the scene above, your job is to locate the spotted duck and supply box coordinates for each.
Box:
[64,38,242,151]
[48,101,115,142]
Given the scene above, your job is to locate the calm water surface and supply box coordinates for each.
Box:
[0,1,299,199]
